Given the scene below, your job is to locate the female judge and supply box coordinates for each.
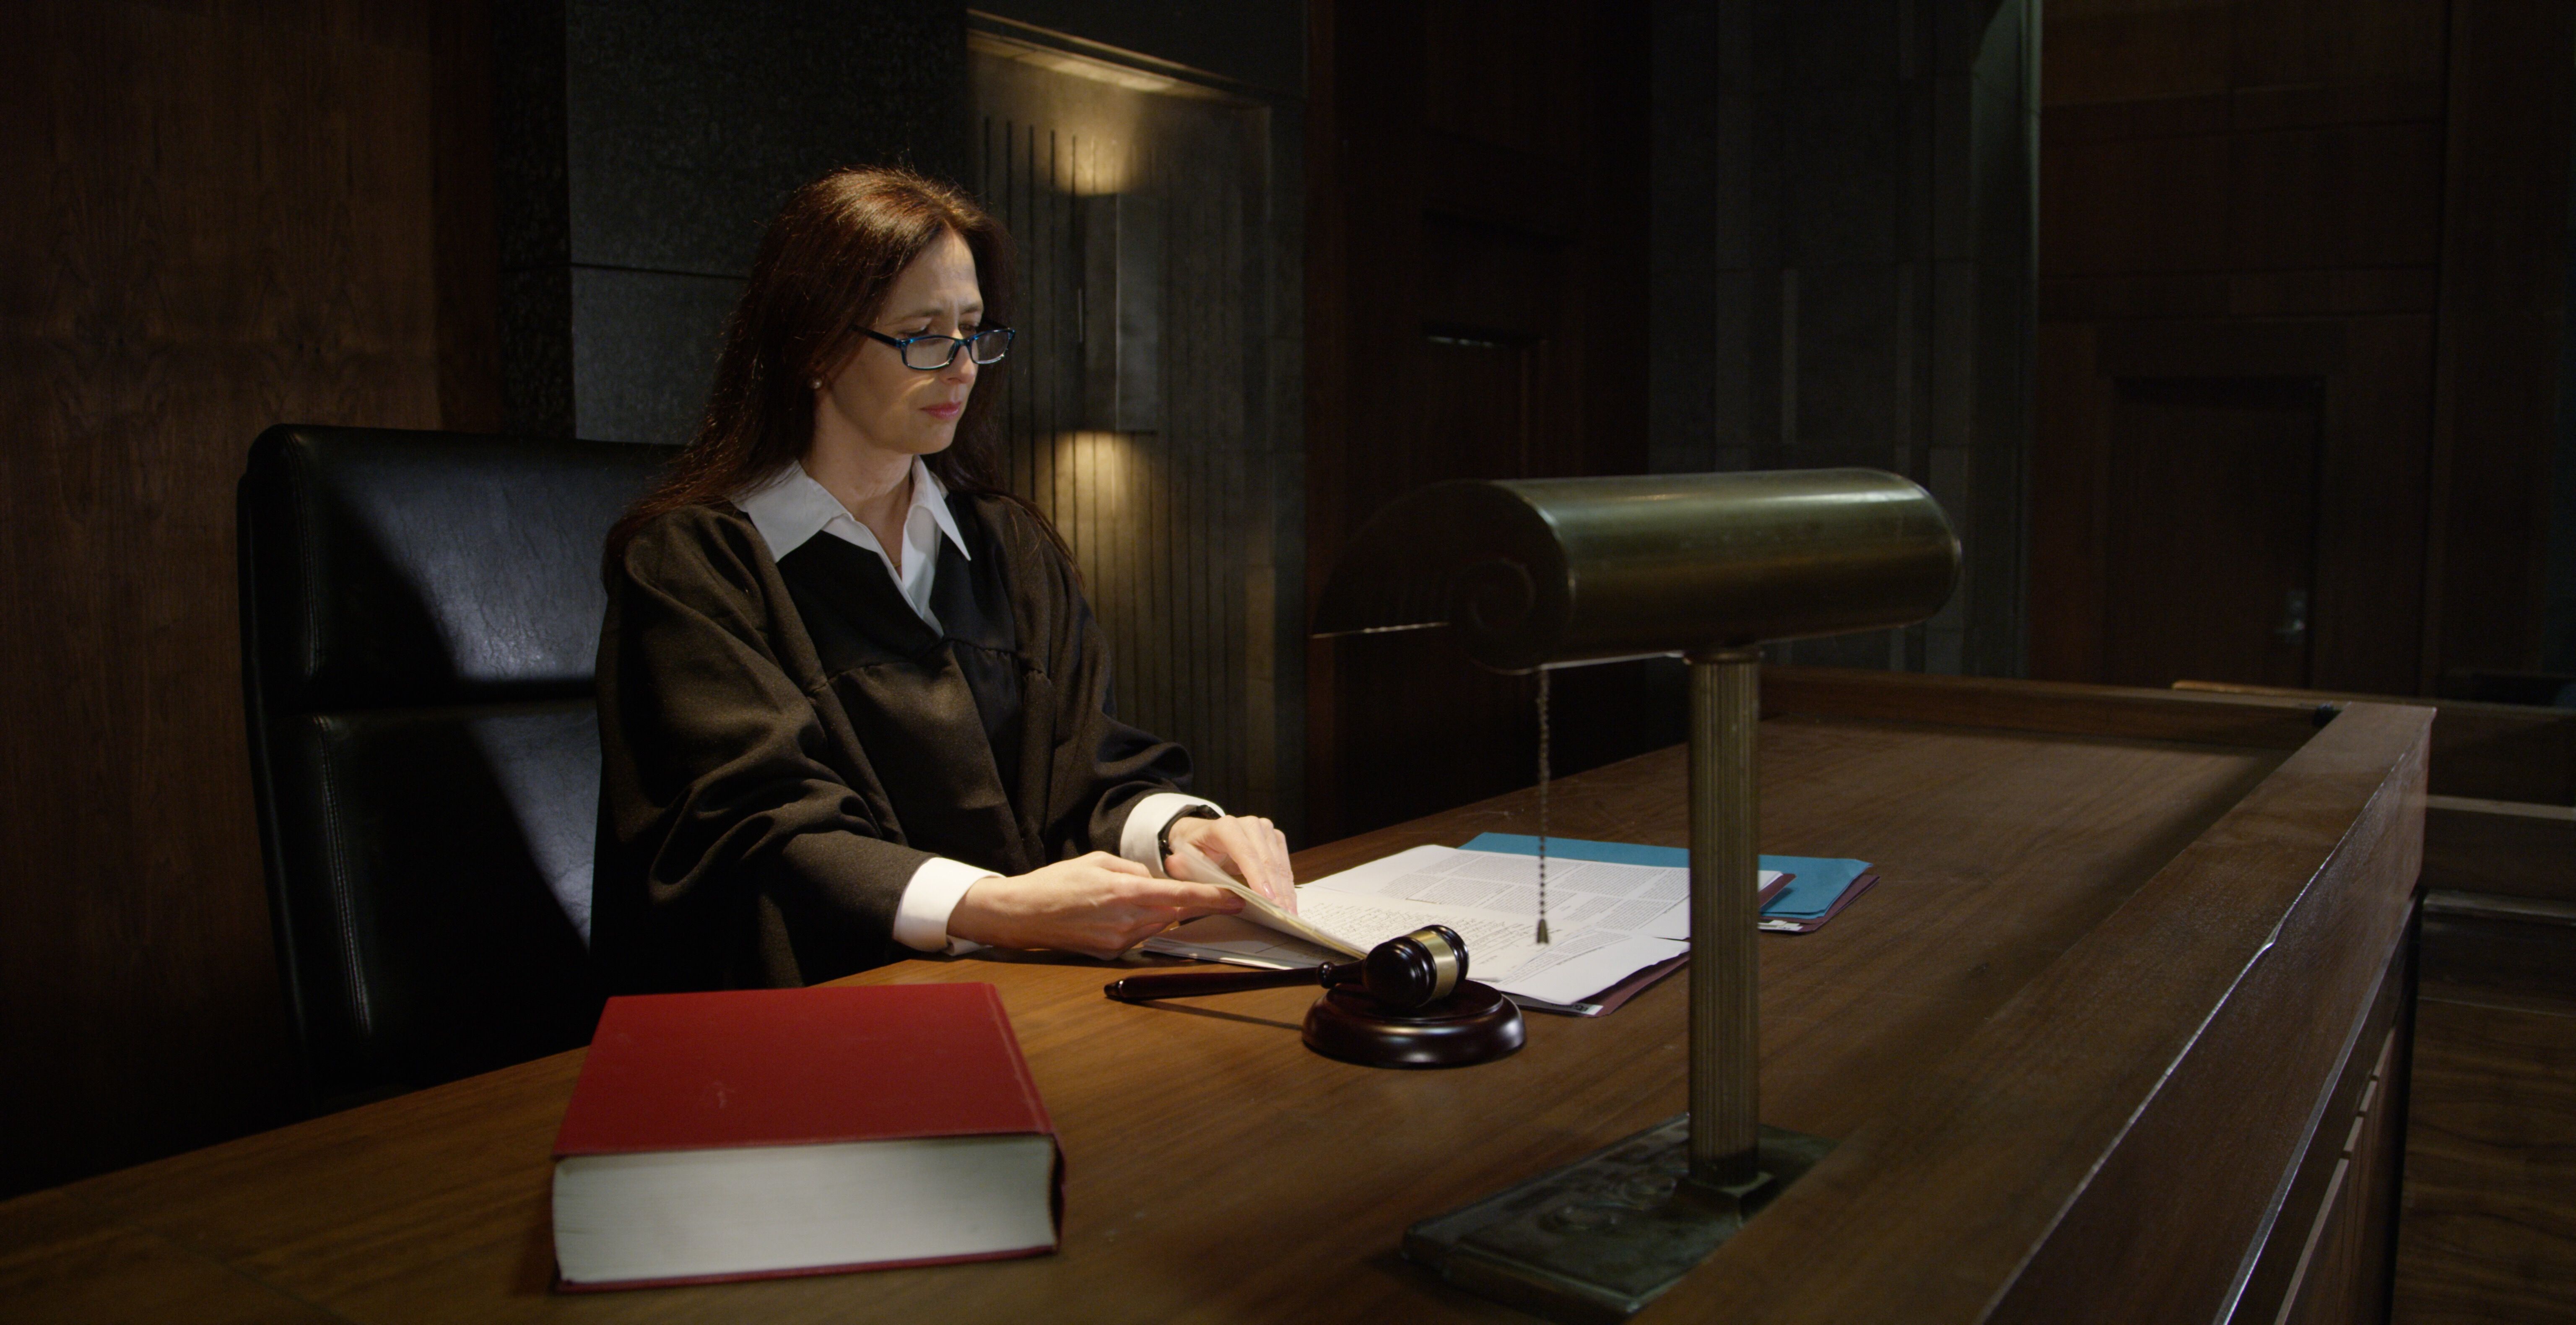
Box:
[593,166,1291,992]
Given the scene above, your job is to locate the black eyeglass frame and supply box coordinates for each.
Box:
[861,327,1015,371]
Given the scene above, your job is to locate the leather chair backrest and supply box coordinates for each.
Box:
[238,425,672,1107]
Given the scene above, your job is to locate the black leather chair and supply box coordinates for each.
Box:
[238,425,671,1108]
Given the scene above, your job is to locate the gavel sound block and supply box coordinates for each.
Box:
[1313,470,1960,1322]
[1106,925,1525,1068]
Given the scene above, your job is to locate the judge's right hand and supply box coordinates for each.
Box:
[946,852,1244,959]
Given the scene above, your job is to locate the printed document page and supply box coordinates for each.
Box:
[1143,845,1779,1009]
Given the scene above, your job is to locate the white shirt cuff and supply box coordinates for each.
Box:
[893,856,999,955]
[1120,792,1224,877]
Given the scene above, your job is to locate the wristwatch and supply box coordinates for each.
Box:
[1157,804,1223,865]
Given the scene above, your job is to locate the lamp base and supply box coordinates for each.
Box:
[1402,1114,1832,1324]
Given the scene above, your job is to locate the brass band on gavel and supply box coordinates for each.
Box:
[1315,468,1960,1190]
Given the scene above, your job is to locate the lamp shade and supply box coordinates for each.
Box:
[1313,470,1961,672]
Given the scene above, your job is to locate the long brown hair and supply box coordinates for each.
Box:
[606,166,1040,564]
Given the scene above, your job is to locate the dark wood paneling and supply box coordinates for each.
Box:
[2030,322,2110,679]
[2230,121,2445,269]
[2421,895,2576,1004]
[2423,809,2576,906]
[2031,0,2556,699]
[2043,267,2443,323]
[2310,316,2440,692]
[2041,130,2236,274]
[2030,309,2435,693]
[2171,681,2576,805]
[2278,1029,2407,1325]
[2045,0,2448,109]
[1767,666,2331,750]
[2396,995,2576,1322]
[2422,0,2574,682]
[430,0,501,434]
[0,0,449,1195]
[2037,121,2442,276]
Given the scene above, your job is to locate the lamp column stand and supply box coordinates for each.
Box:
[1688,647,1763,1189]
[1400,649,1833,1320]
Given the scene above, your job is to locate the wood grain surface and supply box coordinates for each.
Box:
[2278,1028,2407,1325]
[0,690,2427,1323]
[2171,679,2576,806]
[2423,807,2576,907]
[1674,699,2424,1323]
[2421,899,2576,1010]
[2395,995,2576,1324]
[1766,665,2329,748]
[2190,681,2576,1321]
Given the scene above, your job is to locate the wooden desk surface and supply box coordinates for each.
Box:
[1,673,2427,1324]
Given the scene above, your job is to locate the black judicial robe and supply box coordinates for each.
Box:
[592,494,1193,992]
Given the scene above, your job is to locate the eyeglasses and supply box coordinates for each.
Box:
[862,327,1015,371]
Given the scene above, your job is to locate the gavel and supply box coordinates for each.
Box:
[1104,925,1469,1011]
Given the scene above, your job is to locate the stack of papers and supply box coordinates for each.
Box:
[1144,834,1877,1014]
[1463,834,1879,934]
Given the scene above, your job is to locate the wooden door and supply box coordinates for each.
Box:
[2033,0,2443,694]
[2033,0,2571,695]
[1304,0,1649,842]
[2102,377,2322,689]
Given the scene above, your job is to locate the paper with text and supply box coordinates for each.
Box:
[1143,845,1778,1009]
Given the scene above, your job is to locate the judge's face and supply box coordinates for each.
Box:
[817,227,983,463]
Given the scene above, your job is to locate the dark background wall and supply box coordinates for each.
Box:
[1651,0,2038,679]
[2,0,2568,1203]
[2557,99,2576,674]
[496,0,970,447]
[1304,0,1658,840]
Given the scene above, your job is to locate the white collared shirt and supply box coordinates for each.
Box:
[735,459,1218,953]
[735,456,972,631]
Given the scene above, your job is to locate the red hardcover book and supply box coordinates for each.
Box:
[552,983,1062,1290]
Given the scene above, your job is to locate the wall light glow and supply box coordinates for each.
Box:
[1050,430,1153,533]
[970,31,1163,195]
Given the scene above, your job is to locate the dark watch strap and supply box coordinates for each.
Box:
[1158,804,1223,863]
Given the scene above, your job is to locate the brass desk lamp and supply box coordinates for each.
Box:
[1314,469,1960,1320]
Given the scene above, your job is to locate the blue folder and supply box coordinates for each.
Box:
[1459,832,1871,921]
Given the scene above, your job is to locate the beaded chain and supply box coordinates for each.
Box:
[1535,667,1551,945]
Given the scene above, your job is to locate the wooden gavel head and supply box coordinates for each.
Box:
[1334,924,1468,1009]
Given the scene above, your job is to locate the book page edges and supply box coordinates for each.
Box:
[556,1238,1058,1291]
[553,1133,1061,1288]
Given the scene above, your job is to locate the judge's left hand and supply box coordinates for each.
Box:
[1166,813,1296,914]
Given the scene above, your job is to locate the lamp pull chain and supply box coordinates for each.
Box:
[1536,667,1551,945]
